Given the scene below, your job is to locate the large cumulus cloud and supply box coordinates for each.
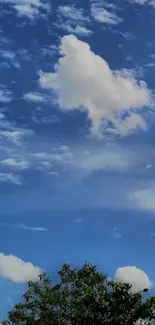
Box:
[39,34,150,137]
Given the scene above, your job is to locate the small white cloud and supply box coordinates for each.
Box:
[0,50,15,60]
[57,5,90,23]
[0,172,22,185]
[40,45,58,58]
[17,48,31,61]
[113,228,122,239]
[15,224,47,232]
[146,164,152,169]
[145,63,155,68]
[91,5,122,25]
[14,3,39,19]
[114,266,152,293]
[126,55,133,61]
[13,61,20,69]
[39,35,150,137]
[0,253,42,282]
[23,92,46,103]
[0,50,20,69]
[0,85,12,103]
[73,218,82,223]
[49,171,59,176]
[1,158,29,170]
[57,24,93,36]
[120,31,135,41]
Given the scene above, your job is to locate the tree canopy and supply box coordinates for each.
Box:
[2,263,155,325]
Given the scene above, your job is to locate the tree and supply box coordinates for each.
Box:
[2,263,155,325]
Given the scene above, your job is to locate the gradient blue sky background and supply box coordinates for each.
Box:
[0,0,155,321]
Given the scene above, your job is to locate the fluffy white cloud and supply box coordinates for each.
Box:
[0,253,42,282]
[39,34,150,137]
[114,266,152,293]
[23,92,46,103]
[0,0,50,20]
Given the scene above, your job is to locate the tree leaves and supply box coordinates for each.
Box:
[2,263,155,325]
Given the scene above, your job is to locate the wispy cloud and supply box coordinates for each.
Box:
[17,48,31,61]
[57,5,90,23]
[28,145,73,173]
[145,62,155,68]
[0,50,15,60]
[56,5,92,36]
[71,146,136,177]
[130,0,155,8]
[0,50,20,69]
[55,23,93,36]
[0,129,34,146]
[120,31,135,40]
[73,218,82,223]
[15,224,47,232]
[112,228,122,239]
[0,144,72,179]
[129,188,155,211]
[91,2,122,25]
[0,158,29,170]
[0,172,22,185]
[32,114,60,125]
[0,62,10,69]
[40,45,58,58]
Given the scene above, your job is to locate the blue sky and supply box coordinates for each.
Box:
[1,0,155,321]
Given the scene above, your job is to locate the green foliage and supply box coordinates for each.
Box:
[2,263,155,325]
